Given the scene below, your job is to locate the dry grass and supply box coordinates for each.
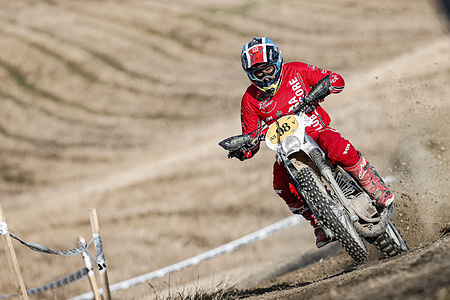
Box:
[0,0,448,299]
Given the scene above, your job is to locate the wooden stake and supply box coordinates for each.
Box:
[89,208,111,300]
[78,236,101,300]
[0,204,28,300]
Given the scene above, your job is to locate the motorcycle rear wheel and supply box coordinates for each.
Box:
[366,222,409,258]
[291,165,369,262]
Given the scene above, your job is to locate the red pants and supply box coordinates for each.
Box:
[273,126,359,219]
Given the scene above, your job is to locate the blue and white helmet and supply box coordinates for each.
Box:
[241,37,283,97]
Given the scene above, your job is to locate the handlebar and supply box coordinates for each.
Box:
[219,75,333,152]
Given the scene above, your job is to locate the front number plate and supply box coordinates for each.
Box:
[267,115,299,144]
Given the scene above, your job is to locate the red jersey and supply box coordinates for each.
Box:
[240,62,345,159]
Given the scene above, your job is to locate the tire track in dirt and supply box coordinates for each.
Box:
[0,1,448,298]
[2,118,235,224]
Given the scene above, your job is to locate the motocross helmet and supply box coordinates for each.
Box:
[241,37,283,97]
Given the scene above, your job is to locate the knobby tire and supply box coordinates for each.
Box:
[366,223,409,258]
[293,166,369,262]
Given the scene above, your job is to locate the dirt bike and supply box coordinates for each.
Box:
[219,76,408,262]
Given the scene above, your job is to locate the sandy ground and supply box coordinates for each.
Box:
[0,0,449,299]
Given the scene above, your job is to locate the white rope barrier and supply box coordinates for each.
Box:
[0,210,97,298]
[0,268,89,299]
[7,231,92,256]
[70,215,304,300]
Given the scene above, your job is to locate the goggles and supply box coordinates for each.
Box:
[250,64,276,82]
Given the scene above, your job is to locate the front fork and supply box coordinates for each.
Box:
[307,148,359,223]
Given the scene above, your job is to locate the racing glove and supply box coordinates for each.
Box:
[228,145,249,161]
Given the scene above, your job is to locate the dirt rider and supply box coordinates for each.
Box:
[228,37,395,248]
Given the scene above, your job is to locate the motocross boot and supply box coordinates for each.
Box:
[344,153,394,207]
[314,227,335,248]
[292,206,333,248]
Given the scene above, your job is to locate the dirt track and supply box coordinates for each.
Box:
[226,234,450,300]
[0,0,449,299]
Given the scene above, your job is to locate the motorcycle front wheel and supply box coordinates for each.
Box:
[290,165,369,262]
